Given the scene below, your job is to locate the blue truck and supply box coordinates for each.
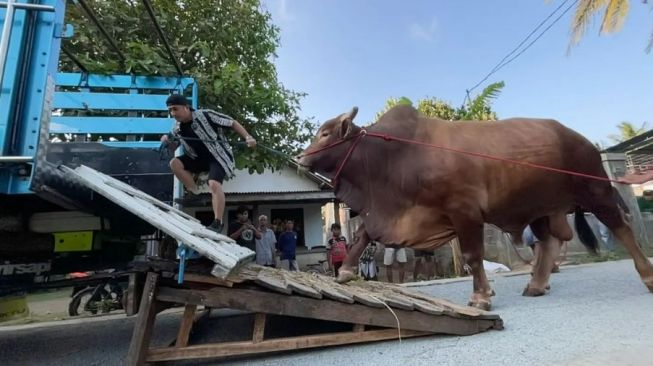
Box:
[0,0,199,298]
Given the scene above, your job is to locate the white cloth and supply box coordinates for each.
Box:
[383,247,407,265]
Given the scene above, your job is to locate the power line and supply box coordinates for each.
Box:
[465,0,579,98]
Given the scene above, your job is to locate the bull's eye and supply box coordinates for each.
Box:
[321,131,330,137]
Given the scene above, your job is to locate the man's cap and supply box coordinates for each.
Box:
[166,94,189,107]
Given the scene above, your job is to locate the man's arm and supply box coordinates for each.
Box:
[228,223,245,240]
[252,224,262,239]
[232,120,257,148]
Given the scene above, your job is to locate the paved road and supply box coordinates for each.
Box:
[2,259,652,366]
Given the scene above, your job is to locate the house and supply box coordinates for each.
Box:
[180,162,346,269]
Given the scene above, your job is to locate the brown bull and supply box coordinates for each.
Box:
[298,105,653,310]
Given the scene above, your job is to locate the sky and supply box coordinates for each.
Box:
[260,0,653,147]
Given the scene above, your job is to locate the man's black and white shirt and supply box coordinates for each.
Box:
[172,109,236,177]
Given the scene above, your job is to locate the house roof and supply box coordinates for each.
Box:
[220,163,332,195]
[604,129,653,154]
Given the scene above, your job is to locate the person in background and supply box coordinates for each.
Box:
[255,215,277,267]
[358,241,378,281]
[277,220,298,271]
[228,206,261,251]
[326,223,348,277]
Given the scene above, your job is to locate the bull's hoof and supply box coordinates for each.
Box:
[551,264,560,273]
[467,299,492,311]
[644,278,653,293]
[522,284,547,297]
[335,270,355,284]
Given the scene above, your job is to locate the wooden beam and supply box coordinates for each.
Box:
[125,272,144,316]
[174,273,234,288]
[175,304,198,348]
[252,313,266,343]
[126,272,159,366]
[147,329,432,362]
[155,286,500,335]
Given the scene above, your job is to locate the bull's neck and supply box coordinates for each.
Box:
[332,136,372,214]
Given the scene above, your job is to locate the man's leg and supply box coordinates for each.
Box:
[206,163,227,232]
[426,255,436,279]
[170,158,199,193]
[413,257,422,281]
[383,248,395,283]
[397,248,407,283]
[208,180,225,221]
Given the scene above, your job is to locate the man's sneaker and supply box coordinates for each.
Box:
[174,192,204,206]
[206,220,224,234]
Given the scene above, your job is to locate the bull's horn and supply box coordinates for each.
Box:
[348,106,359,120]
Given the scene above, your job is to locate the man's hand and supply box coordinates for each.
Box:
[246,136,257,148]
[160,134,169,144]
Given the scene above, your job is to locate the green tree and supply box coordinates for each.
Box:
[375,81,505,122]
[567,0,653,53]
[608,121,650,143]
[60,0,315,173]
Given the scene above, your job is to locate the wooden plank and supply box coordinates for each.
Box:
[125,272,144,316]
[126,272,159,366]
[255,272,292,295]
[282,274,323,299]
[410,298,445,315]
[176,304,198,348]
[156,286,501,334]
[147,329,432,362]
[351,292,386,308]
[62,165,253,277]
[381,294,415,311]
[175,273,234,288]
[345,282,416,310]
[294,274,356,304]
[252,313,266,343]
[104,178,201,224]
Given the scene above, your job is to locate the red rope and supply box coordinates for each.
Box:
[302,129,627,185]
[363,131,626,184]
[332,133,366,187]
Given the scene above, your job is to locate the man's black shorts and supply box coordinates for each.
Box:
[177,155,226,183]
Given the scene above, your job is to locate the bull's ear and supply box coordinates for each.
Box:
[339,106,358,137]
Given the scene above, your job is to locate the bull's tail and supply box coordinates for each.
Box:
[574,207,599,255]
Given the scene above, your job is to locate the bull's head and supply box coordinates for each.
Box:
[297,106,360,175]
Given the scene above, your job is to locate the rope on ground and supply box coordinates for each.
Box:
[368,294,403,343]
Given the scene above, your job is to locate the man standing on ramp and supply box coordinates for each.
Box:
[160,94,257,233]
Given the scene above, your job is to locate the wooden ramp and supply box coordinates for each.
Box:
[126,265,503,365]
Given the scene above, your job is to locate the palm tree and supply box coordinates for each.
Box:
[608,121,650,143]
[568,0,652,52]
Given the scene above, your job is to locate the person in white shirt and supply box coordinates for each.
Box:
[255,215,277,267]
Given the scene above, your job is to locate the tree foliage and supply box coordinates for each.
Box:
[60,0,315,173]
[375,82,505,122]
[567,0,652,53]
[608,121,650,143]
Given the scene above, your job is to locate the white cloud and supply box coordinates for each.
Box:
[409,17,438,42]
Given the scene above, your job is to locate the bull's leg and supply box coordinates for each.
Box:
[335,223,370,284]
[584,184,653,293]
[524,236,561,296]
[595,210,653,293]
[452,216,494,311]
[523,217,561,296]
